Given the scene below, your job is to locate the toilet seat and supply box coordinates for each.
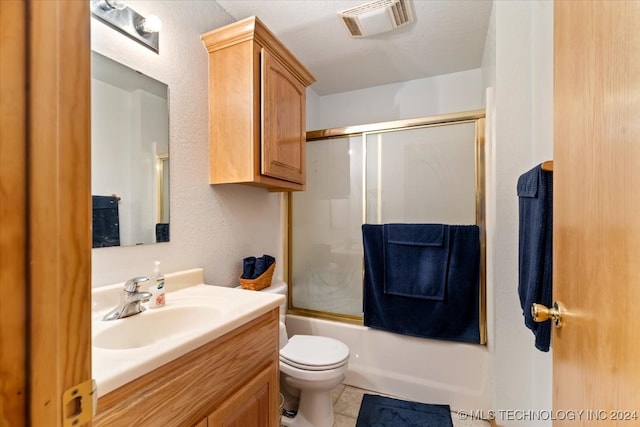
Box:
[280,335,349,371]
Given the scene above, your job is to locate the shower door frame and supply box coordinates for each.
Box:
[286,110,486,344]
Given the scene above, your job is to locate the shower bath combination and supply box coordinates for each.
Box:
[286,111,489,412]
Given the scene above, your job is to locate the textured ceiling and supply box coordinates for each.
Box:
[216,0,493,95]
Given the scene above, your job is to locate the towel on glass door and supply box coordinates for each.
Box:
[517,164,553,352]
[382,224,449,300]
[362,224,481,343]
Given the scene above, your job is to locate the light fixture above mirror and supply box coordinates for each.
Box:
[91,0,161,53]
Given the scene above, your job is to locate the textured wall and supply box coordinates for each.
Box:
[91,1,284,287]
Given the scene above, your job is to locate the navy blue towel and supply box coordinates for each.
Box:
[362,224,481,343]
[517,164,553,352]
[155,223,169,243]
[92,196,120,248]
[243,256,257,279]
[242,254,275,279]
[383,224,449,300]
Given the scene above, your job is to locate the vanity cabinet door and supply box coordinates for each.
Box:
[261,48,306,186]
[207,362,279,427]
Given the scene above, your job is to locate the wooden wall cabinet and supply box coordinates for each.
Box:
[201,16,315,191]
[94,309,281,427]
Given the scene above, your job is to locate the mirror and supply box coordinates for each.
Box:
[91,52,169,247]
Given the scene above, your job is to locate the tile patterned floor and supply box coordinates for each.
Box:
[330,384,490,427]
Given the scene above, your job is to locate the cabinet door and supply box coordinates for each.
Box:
[261,48,306,185]
[208,363,279,427]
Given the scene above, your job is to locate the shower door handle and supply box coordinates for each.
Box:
[531,301,564,328]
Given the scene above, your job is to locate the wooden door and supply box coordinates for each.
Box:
[0,0,92,425]
[553,1,640,424]
[0,1,28,424]
[261,48,306,185]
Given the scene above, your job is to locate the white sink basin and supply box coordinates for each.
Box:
[93,305,217,350]
[92,268,285,397]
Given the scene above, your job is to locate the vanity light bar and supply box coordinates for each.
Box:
[91,0,161,54]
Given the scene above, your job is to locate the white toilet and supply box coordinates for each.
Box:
[256,281,350,427]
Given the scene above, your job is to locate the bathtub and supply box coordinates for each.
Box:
[285,314,490,412]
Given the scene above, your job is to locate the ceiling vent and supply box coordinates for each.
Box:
[338,0,414,38]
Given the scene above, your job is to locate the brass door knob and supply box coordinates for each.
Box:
[531,301,564,328]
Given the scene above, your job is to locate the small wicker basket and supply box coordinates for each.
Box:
[239,262,276,291]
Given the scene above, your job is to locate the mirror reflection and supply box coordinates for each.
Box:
[91,51,169,247]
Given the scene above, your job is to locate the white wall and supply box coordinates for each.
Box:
[308,68,484,130]
[486,1,553,426]
[91,0,284,287]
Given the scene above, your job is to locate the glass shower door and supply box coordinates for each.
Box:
[365,123,477,224]
[290,135,364,318]
[290,118,481,320]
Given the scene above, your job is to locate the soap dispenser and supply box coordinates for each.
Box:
[148,260,166,308]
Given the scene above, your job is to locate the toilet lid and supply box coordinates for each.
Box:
[280,335,349,371]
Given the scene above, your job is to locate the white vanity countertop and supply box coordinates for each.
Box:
[92,268,284,397]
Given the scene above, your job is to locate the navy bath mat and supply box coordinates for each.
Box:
[356,394,453,427]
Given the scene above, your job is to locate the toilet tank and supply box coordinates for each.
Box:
[237,279,287,321]
[255,279,288,323]
[250,280,289,348]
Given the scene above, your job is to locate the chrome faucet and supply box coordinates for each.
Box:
[102,276,153,321]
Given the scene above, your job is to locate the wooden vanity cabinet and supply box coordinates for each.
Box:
[93,309,281,427]
[206,363,277,426]
[201,16,315,191]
